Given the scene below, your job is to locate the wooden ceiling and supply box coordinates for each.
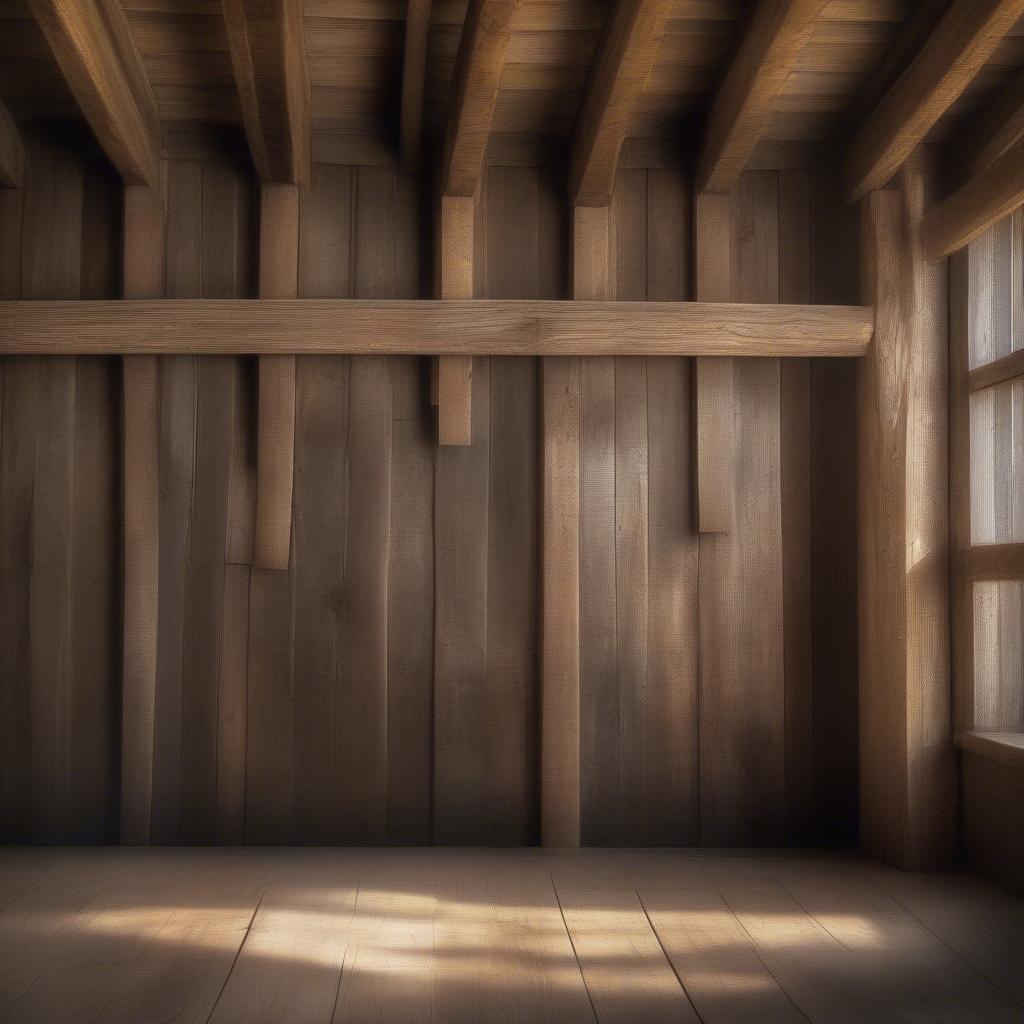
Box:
[1,0,1022,167]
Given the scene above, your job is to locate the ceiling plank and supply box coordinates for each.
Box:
[441,0,522,197]
[952,64,1024,183]
[568,0,673,205]
[0,101,25,189]
[400,0,432,168]
[695,0,829,196]
[0,298,875,357]
[27,0,161,185]
[845,0,1024,201]
[921,134,1024,258]
[222,0,310,185]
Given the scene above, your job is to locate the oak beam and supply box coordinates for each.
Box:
[693,191,734,533]
[846,0,1024,201]
[120,179,166,845]
[568,0,672,205]
[222,0,310,186]
[921,135,1024,259]
[967,542,1024,581]
[0,101,25,189]
[0,299,875,356]
[400,0,432,168]
[253,183,299,570]
[440,0,521,196]
[695,0,829,195]
[27,0,161,185]
[857,154,954,870]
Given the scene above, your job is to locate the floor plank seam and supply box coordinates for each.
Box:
[549,878,600,1024]
[203,884,266,1024]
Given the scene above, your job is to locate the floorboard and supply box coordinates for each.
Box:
[0,849,1020,1024]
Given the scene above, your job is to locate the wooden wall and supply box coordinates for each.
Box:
[963,750,1024,894]
[0,125,860,846]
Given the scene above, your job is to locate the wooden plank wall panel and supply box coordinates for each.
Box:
[0,130,120,844]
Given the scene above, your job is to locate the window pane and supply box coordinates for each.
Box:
[970,378,1024,543]
[968,210,1023,369]
[973,581,1024,730]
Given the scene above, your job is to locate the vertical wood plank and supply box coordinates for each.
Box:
[254,182,298,570]
[577,206,616,847]
[693,190,734,534]
[120,180,165,844]
[645,166,699,845]
[437,193,475,445]
[858,152,954,869]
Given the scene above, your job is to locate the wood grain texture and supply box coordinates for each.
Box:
[222,0,310,185]
[254,183,299,570]
[400,0,431,167]
[922,135,1024,259]
[568,0,673,204]
[696,0,830,195]
[845,0,1024,200]
[436,193,475,445]
[0,298,875,355]
[0,100,25,189]
[440,0,522,196]
[26,0,160,185]
[120,181,165,846]
[857,155,955,870]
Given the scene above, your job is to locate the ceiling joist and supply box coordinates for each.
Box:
[222,0,311,185]
[27,0,161,186]
[846,0,1024,201]
[0,299,874,357]
[569,0,673,206]
[401,0,432,168]
[441,0,521,197]
[695,0,829,196]
[953,64,1024,182]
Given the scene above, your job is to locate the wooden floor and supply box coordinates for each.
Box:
[0,848,1022,1023]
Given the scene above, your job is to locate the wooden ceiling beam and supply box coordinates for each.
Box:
[27,0,161,185]
[921,134,1024,258]
[0,101,26,189]
[401,0,432,168]
[222,0,310,185]
[846,0,1024,201]
[695,0,829,196]
[568,0,673,205]
[0,298,874,357]
[440,0,521,197]
[952,64,1024,183]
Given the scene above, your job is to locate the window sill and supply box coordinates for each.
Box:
[958,731,1024,772]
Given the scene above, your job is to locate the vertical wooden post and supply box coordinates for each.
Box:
[121,177,165,844]
[540,203,611,847]
[858,152,955,870]
[436,194,474,444]
[253,182,299,570]
[692,191,734,532]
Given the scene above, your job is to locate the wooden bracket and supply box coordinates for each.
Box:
[693,191,735,533]
[253,183,299,570]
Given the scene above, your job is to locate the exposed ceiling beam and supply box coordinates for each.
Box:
[0,299,875,357]
[921,134,1024,258]
[222,0,310,185]
[695,0,828,196]
[568,0,672,205]
[0,100,25,189]
[440,0,521,197]
[27,0,161,185]
[846,0,1024,201]
[400,0,432,168]
[952,63,1024,183]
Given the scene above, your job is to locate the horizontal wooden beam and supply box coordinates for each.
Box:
[0,100,25,189]
[569,0,672,205]
[921,135,1024,259]
[967,542,1024,581]
[969,347,1024,392]
[953,64,1024,182]
[0,299,874,357]
[845,0,1024,201]
[222,0,310,185]
[695,0,829,195]
[28,0,161,185]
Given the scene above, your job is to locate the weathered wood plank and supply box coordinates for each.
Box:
[437,193,475,445]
